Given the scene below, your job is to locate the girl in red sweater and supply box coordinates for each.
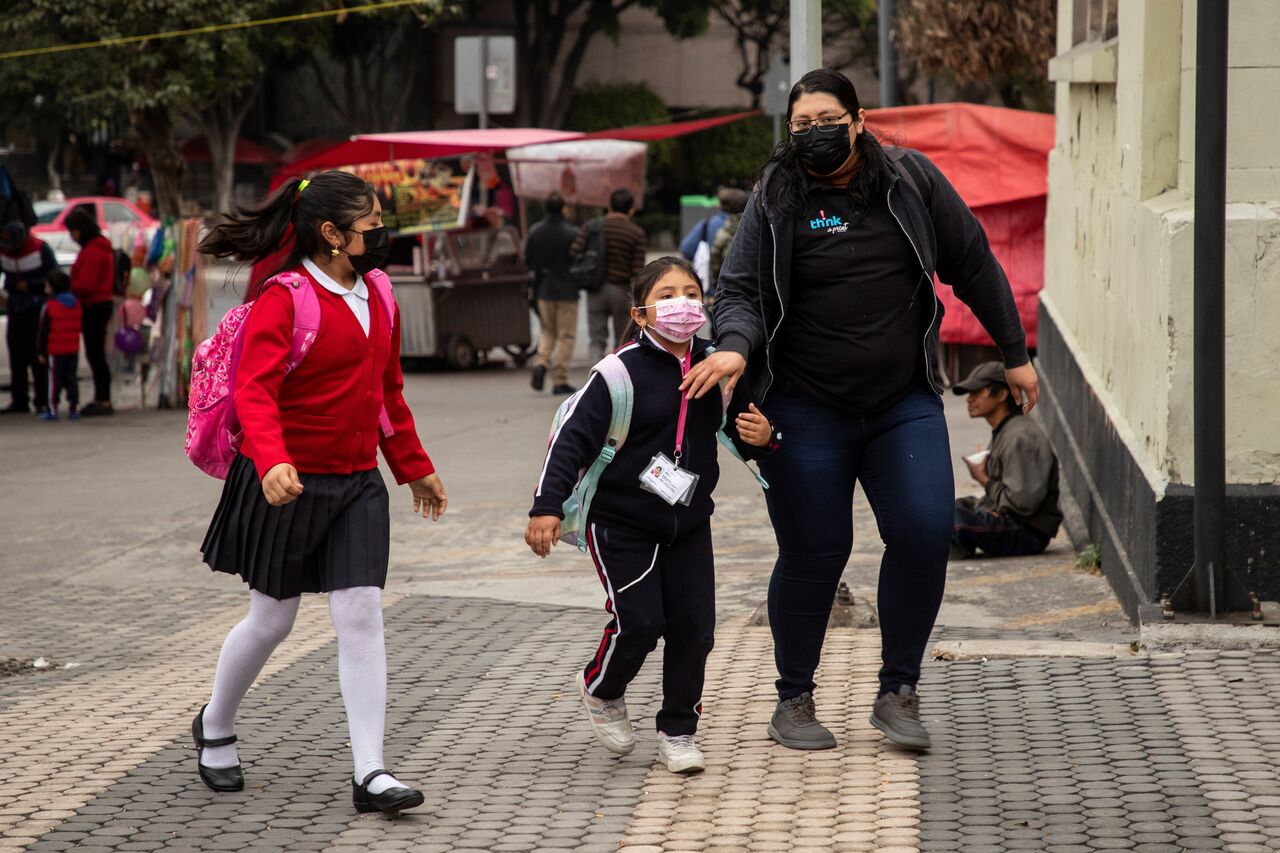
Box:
[193,171,447,815]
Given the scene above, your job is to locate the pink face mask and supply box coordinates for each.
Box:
[645,296,705,342]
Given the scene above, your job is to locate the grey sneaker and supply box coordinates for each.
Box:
[870,685,932,751]
[767,692,837,750]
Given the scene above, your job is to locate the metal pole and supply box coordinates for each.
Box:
[479,36,490,130]
[1193,0,1229,614]
[878,0,899,107]
[789,0,822,86]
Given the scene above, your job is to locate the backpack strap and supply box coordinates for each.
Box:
[363,269,399,439]
[268,272,320,375]
[885,146,934,209]
[704,344,769,489]
[569,354,635,551]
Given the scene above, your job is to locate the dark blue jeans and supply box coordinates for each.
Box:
[758,388,953,699]
[952,497,1050,557]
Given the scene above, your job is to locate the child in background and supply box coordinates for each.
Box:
[526,256,779,774]
[37,271,82,421]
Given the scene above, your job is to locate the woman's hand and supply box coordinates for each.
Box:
[410,473,448,521]
[735,403,773,447]
[680,350,747,400]
[525,516,562,558]
[262,463,304,507]
[1005,362,1040,413]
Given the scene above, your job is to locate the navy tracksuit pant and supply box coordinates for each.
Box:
[581,519,715,737]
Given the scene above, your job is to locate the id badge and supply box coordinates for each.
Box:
[639,453,700,507]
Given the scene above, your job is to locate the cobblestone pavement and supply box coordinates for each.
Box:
[4,368,1279,851]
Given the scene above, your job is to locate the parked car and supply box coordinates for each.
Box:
[32,197,159,268]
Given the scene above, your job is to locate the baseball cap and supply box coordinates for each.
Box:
[952,361,1008,395]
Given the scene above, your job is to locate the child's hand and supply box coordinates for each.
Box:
[525,515,562,558]
[735,403,773,447]
[410,473,448,521]
[262,463,304,507]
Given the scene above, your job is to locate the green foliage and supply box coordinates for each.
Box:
[677,114,776,193]
[564,82,675,169]
[1075,543,1102,573]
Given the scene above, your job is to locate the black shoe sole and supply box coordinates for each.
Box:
[869,713,931,752]
[766,722,837,750]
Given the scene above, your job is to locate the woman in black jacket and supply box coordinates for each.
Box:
[682,69,1039,753]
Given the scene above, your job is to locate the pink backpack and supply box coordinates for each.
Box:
[185,269,398,479]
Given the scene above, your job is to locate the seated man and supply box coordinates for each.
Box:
[952,361,1063,557]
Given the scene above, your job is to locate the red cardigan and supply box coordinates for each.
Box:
[70,235,115,305]
[233,267,434,484]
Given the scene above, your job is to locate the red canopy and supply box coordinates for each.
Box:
[181,136,279,165]
[864,103,1053,349]
[278,129,583,182]
[865,103,1053,207]
[272,112,767,186]
[584,110,763,142]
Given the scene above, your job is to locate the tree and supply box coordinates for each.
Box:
[712,0,788,107]
[895,0,1055,110]
[305,3,457,134]
[0,1,454,217]
[511,0,714,129]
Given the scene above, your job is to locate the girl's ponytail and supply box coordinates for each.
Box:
[199,178,303,263]
[199,170,377,299]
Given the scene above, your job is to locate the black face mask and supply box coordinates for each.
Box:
[347,226,390,276]
[794,128,853,176]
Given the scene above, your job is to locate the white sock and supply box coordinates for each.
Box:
[329,586,404,795]
[201,591,300,768]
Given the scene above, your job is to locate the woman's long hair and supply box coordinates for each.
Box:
[757,68,887,218]
[199,170,376,298]
[618,256,704,344]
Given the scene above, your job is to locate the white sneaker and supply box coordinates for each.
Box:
[575,670,635,755]
[657,732,706,774]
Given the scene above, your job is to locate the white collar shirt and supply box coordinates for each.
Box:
[303,257,370,336]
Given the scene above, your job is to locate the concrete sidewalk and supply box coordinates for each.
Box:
[4,366,1276,852]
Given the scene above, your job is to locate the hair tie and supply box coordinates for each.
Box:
[298,179,310,193]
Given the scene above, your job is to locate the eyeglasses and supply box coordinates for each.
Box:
[788,111,852,135]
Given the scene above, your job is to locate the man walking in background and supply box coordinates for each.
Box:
[573,188,645,362]
[525,193,581,395]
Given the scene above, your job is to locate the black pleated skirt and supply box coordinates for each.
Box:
[202,455,391,600]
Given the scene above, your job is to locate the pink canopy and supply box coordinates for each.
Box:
[584,110,763,141]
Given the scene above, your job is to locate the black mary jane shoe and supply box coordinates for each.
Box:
[191,704,244,792]
[352,769,425,815]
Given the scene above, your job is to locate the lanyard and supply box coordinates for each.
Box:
[674,349,691,461]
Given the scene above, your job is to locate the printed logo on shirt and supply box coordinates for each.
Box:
[809,209,849,234]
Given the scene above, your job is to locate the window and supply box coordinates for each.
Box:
[34,201,65,224]
[103,203,139,224]
[1073,0,1117,45]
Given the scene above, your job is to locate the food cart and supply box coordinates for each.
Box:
[268,119,752,368]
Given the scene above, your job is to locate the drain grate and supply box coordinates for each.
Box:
[0,657,64,678]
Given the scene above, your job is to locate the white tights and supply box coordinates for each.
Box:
[200,587,403,793]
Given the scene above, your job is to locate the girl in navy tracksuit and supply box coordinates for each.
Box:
[525,256,779,773]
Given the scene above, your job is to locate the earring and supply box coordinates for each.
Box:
[330,246,340,256]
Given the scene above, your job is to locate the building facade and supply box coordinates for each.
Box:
[1039,0,1280,616]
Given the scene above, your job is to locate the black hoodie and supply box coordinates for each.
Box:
[530,331,774,544]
